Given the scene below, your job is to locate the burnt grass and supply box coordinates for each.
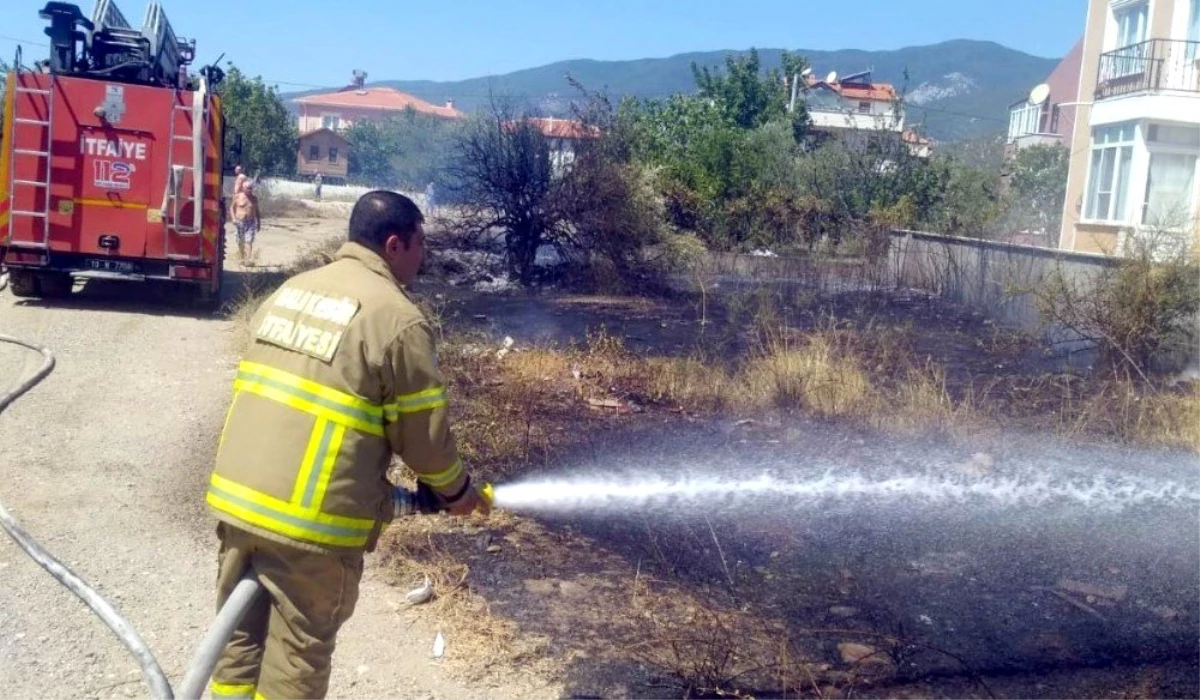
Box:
[379,279,1200,700]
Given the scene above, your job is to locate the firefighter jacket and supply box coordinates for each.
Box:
[207,241,468,554]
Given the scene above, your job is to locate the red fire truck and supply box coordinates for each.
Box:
[1,0,230,307]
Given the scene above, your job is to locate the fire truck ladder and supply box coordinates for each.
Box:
[5,64,55,260]
[162,76,208,262]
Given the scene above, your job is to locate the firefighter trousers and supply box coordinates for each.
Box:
[210,523,363,700]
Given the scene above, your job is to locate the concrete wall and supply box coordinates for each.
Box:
[681,233,1119,346]
[887,230,1120,338]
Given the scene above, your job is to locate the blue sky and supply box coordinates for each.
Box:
[2,0,1083,89]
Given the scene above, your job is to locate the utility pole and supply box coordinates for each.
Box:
[788,71,799,113]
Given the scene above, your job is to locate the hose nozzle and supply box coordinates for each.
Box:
[393,481,495,518]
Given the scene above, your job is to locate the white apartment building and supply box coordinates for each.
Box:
[1061,0,1200,255]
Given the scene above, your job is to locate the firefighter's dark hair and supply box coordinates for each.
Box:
[348,190,425,251]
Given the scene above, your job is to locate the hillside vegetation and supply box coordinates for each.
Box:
[354,39,1059,141]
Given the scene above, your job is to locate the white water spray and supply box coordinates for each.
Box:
[491,470,1200,514]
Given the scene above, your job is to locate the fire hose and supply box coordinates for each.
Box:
[0,268,494,698]
[0,268,266,699]
[0,267,497,697]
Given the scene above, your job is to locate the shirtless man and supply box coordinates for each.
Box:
[229,180,261,264]
[233,165,249,196]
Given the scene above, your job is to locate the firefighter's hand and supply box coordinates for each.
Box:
[446,482,491,517]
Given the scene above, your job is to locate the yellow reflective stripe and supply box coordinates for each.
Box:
[291,417,329,505]
[217,390,241,450]
[234,376,383,437]
[207,473,374,548]
[75,197,148,210]
[211,474,373,530]
[289,417,345,510]
[384,386,448,420]
[236,361,384,435]
[418,460,464,489]
[240,361,378,415]
[254,693,268,700]
[311,423,345,509]
[210,682,255,698]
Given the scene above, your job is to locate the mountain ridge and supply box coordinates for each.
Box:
[285,39,1062,142]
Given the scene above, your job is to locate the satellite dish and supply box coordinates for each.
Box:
[800,67,813,78]
[1029,83,1051,105]
[826,71,838,84]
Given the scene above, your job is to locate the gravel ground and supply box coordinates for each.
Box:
[0,221,553,699]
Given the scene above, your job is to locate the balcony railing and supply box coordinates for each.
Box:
[1007,99,1059,143]
[1096,39,1200,99]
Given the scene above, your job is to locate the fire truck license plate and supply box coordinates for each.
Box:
[86,259,139,274]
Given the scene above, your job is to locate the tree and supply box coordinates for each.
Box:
[345,120,396,184]
[936,157,1003,236]
[555,81,668,288]
[445,97,560,285]
[795,135,948,226]
[1005,144,1068,241]
[217,65,297,177]
[692,48,809,141]
[384,109,460,189]
[345,110,460,188]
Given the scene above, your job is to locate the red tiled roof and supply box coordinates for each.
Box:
[526,117,600,139]
[902,128,932,146]
[296,87,463,119]
[805,75,896,101]
[503,117,599,140]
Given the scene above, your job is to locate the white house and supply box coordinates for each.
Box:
[801,70,906,134]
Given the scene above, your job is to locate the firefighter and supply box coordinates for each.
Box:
[205,190,490,700]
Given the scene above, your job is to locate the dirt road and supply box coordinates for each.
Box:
[0,221,549,699]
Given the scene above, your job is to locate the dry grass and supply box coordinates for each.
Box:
[741,334,874,416]
[378,508,909,699]
[216,246,1197,692]
[379,296,1198,696]
[441,320,1199,456]
[626,578,811,698]
[1055,378,1200,450]
[255,189,315,219]
[226,236,345,344]
[379,512,557,684]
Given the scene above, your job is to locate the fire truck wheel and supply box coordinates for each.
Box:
[37,273,73,298]
[193,285,220,312]
[7,271,41,298]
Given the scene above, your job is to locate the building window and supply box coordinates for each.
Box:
[1144,154,1198,225]
[857,101,871,113]
[328,147,339,163]
[1114,1,1148,48]
[1142,124,1200,226]
[308,144,319,162]
[1109,0,1149,77]
[1084,122,1136,222]
[321,114,340,129]
[1008,101,1044,142]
